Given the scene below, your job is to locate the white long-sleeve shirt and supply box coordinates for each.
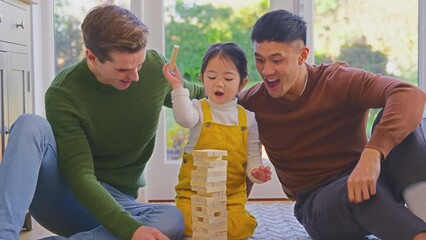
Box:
[171,88,264,183]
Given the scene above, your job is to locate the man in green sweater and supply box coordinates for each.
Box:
[0,5,204,240]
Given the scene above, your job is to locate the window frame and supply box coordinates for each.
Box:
[31,0,425,201]
[420,0,426,89]
[33,0,425,116]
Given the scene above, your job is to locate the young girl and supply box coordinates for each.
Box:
[163,42,272,239]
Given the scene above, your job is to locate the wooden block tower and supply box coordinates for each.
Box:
[190,149,228,240]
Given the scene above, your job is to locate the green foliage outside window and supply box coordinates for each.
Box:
[164,0,269,159]
[313,0,418,139]
[165,0,269,85]
[54,0,85,73]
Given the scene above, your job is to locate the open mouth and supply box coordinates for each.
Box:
[214,91,224,96]
[265,79,279,88]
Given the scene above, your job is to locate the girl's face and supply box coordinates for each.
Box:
[201,55,247,105]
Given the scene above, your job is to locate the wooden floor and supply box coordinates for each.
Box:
[20,219,53,240]
[19,199,289,239]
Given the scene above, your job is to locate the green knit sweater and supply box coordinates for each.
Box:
[45,50,204,239]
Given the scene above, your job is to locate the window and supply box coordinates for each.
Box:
[164,0,269,160]
[54,0,130,74]
[35,0,424,201]
[313,0,419,136]
[49,0,423,157]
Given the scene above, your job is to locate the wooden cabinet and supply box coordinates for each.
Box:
[0,0,33,161]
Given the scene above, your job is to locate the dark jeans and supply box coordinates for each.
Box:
[294,111,426,240]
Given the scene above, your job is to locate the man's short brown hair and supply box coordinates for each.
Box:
[81,4,149,63]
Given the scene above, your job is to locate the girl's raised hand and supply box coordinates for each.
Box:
[162,63,184,90]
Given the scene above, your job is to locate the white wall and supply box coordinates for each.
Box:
[31,0,55,117]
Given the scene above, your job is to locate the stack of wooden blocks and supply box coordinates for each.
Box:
[190,149,228,240]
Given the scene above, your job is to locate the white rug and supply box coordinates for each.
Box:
[246,202,311,240]
[246,202,380,240]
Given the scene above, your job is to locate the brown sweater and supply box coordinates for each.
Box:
[239,62,425,201]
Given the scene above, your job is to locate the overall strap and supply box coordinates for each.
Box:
[237,104,248,130]
[199,98,213,123]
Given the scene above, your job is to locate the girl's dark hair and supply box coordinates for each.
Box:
[200,43,248,83]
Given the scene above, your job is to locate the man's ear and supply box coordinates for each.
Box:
[86,49,97,63]
[239,77,249,91]
[298,46,310,65]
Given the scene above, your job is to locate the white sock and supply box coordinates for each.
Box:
[403,181,426,221]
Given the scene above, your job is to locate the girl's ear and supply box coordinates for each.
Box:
[239,77,249,92]
[199,74,203,83]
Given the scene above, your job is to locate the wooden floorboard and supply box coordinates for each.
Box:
[19,200,291,239]
[20,218,53,240]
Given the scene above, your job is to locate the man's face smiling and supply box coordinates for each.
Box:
[87,48,147,90]
[254,40,307,101]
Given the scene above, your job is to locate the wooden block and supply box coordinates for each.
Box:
[190,148,228,240]
[169,45,179,68]
[191,195,227,204]
[191,185,226,194]
[191,202,226,211]
[192,149,228,157]
[190,180,226,189]
[191,179,222,188]
[193,236,226,240]
[192,227,226,235]
[193,235,226,240]
[192,201,226,210]
[191,181,226,191]
[192,209,226,217]
[191,175,227,184]
[192,229,227,240]
[213,181,226,187]
[191,170,227,179]
[192,237,211,240]
[193,222,227,232]
[192,214,227,224]
[192,190,226,197]
[192,212,227,240]
[194,155,223,161]
[191,169,226,180]
[193,166,227,175]
[192,222,227,235]
[192,220,227,231]
[191,201,227,212]
[192,208,227,219]
[193,159,228,168]
[191,174,227,184]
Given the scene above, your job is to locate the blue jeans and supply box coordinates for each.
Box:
[0,114,184,240]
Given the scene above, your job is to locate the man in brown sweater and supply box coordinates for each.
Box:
[239,9,426,240]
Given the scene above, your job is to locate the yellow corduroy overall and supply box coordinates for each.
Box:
[175,98,257,240]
